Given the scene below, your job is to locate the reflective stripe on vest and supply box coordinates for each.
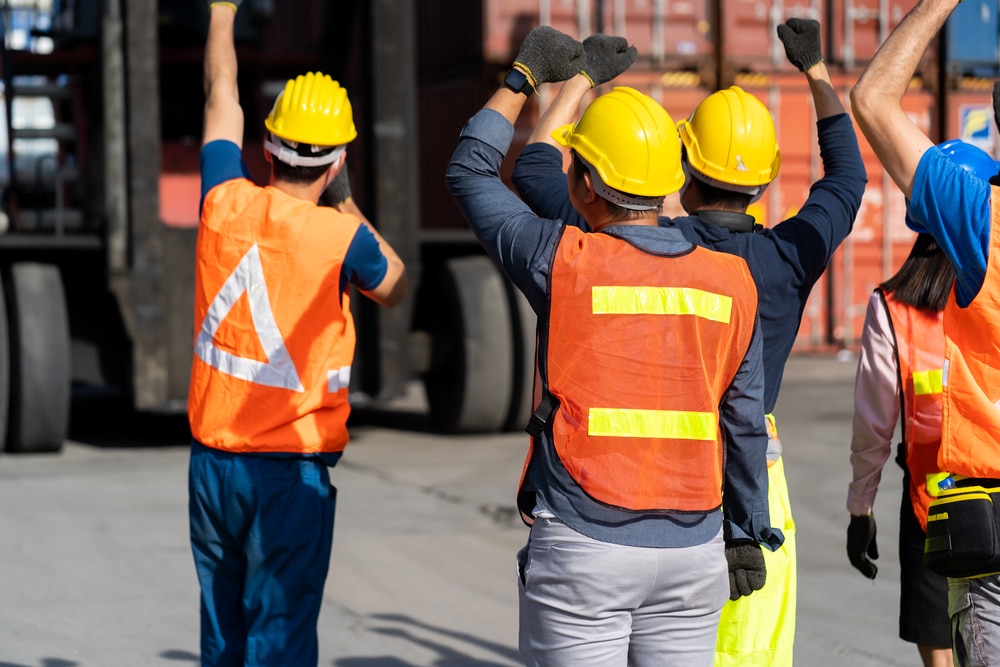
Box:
[883,290,945,530]
[544,228,758,512]
[941,187,1000,478]
[188,180,360,455]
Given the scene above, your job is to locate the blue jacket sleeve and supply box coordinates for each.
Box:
[720,318,784,550]
[512,143,591,231]
[768,113,868,286]
[445,109,565,314]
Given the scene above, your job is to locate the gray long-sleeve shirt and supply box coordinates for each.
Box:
[446,108,780,549]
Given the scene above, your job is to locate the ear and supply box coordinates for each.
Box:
[580,167,598,205]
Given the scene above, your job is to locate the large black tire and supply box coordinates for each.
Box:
[423,255,514,433]
[5,263,69,453]
[502,285,537,432]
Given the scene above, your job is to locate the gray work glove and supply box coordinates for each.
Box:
[776,17,823,72]
[580,34,638,87]
[513,26,586,90]
[725,541,766,601]
[319,162,351,208]
[847,513,879,579]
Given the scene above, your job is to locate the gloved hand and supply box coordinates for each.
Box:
[319,161,351,208]
[847,513,879,579]
[513,26,586,90]
[580,34,638,88]
[776,17,823,72]
[725,541,766,601]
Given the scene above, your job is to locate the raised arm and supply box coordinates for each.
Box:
[320,163,408,308]
[202,1,245,148]
[850,0,959,197]
[777,18,844,120]
[525,34,637,147]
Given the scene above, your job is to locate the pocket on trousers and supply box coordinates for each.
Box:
[516,543,530,589]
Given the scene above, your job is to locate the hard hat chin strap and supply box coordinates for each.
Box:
[683,159,769,201]
[264,134,345,167]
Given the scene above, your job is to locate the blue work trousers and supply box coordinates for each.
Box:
[189,441,337,667]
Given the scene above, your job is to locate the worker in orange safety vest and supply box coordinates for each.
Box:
[446,25,782,666]
[187,2,407,665]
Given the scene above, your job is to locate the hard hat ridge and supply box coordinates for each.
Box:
[263,71,357,166]
[551,86,684,207]
[677,86,781,194]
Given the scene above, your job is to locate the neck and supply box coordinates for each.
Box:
[271,178,326,204]
[590,212,659,231]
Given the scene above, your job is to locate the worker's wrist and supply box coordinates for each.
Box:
[208,1,238,12]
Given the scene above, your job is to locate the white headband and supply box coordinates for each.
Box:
[264,134,345,167]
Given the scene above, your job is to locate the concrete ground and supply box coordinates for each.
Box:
[0,352,915,666]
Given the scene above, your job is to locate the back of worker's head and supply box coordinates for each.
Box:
[677,86,781,208]
[880,233,954,312]
[551,86,684,219]
[264,72,357,184]
[905,138,999,233]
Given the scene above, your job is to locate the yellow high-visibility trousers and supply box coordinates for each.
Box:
[715,456,797,667]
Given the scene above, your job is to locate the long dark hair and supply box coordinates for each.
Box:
[879,233,954,311]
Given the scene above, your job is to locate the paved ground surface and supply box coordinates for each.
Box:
[0,352,917,666]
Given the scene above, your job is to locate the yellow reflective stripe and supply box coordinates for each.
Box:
[591,286,732,324]
[765,412,778,440]
[913,369,943,396]
[588,408,716,440]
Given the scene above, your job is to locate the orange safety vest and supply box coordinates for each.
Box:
[187,179,361,455]
[524,227,758,513]
[882,290,945,530]
[940,188,1000,478]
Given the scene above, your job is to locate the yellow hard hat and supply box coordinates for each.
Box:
[677,86,780,191]
[264,72,357,148]
[551,87,684,203]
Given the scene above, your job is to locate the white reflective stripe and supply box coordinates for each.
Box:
[194,243,305,392]
[943,359,949,386]
[327,366,352,392]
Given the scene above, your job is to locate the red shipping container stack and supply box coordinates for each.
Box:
[414,1,998,348]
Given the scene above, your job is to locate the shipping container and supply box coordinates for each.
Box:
[3,0,994,455]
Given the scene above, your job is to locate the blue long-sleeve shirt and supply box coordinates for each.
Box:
[512,113,867,415]
[446,108,779,550]
[909,147,991,307]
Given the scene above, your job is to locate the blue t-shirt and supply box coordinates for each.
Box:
[909,147,991,307]
[199,140,388,294]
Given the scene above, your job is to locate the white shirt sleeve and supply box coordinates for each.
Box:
[847,290,901,516]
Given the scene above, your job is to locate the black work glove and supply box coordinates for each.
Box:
[776,17,823,72]
[513,26,586,90]
[580,34,638,87]
[725,541,766,601]
[847,514,879,579]
[319,161,351,208]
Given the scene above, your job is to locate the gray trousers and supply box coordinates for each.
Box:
[517,515,728,667]
[950,574,1000,666]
